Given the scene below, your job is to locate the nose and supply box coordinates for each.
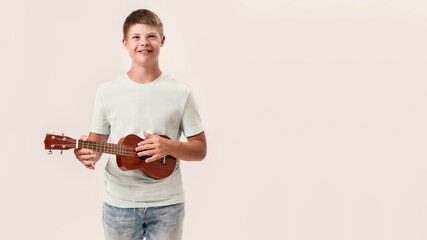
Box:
[140,39,149,46]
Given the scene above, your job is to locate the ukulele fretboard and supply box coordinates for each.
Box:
[77,140,135,156]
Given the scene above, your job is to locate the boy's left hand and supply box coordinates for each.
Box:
[135,131,170,163]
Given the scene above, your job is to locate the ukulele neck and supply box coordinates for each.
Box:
[77,140,128,156]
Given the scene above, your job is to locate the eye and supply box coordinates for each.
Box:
[148,35,156,38]
[132,36,140,39]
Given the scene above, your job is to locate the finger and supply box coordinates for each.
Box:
[80,135,88,141]
[145,154,159,163]
[78,154,97,161]
[137,149,155,157]
[143,131,152,139]
[84,164,95,170]
[81,160,96,170]
[81,160,96,166]
[74,149,95,157]
[75,149,94,154]
[135,144,154,152]
[138,138,155,146]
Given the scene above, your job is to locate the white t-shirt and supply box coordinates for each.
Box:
[90,72,203,208]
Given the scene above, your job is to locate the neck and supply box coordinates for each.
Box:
[128,62,162,84]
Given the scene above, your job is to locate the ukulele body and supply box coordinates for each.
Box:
[116,134,176,179]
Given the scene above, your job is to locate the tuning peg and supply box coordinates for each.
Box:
[61,133,65,136]
[60,150,63,155]
[48,150,53,155]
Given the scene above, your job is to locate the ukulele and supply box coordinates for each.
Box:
[44,133,176,179]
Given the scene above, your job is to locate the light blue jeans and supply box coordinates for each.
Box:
[102,202,185,240]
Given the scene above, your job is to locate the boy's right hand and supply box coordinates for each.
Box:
[74,135,98,170]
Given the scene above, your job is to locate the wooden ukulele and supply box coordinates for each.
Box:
[44,133,176,179]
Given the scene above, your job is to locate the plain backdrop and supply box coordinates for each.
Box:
[1,0,427,239]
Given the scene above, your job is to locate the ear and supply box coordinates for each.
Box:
[122,38,128,49]
[160,36,165,47]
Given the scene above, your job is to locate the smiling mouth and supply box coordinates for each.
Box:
[138,50,153,53]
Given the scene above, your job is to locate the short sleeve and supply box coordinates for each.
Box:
[181,91,204,137]
[90,86,110,135]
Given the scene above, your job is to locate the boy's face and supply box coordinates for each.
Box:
[123,23,165,66]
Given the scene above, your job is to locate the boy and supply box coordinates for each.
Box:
[74,9,207,240]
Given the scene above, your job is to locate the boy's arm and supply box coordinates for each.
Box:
[136,131,207,163]
[168,131,207,161]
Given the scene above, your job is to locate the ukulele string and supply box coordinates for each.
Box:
[52,137,153,157]
[55,138,142,151]
[51,144,143,157]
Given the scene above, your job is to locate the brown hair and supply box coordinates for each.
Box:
[123,9,164,40]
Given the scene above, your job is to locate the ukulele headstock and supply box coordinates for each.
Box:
[44,133,76,154]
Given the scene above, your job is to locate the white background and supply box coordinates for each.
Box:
[1,0,427,239]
